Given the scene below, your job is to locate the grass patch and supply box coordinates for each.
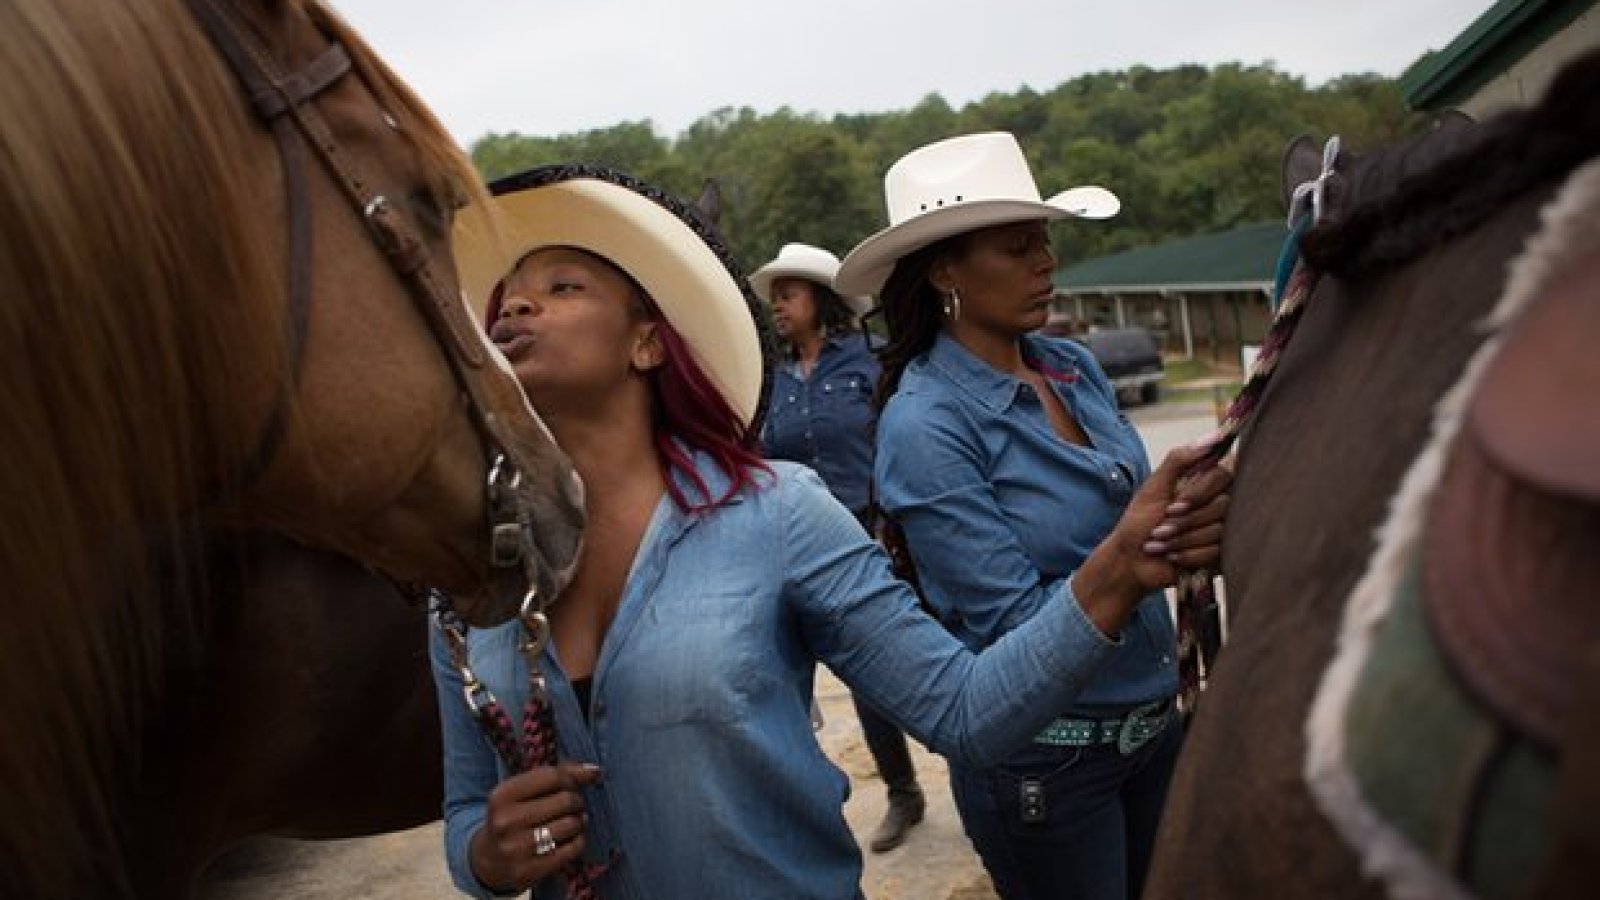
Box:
[1157,355,1241,406]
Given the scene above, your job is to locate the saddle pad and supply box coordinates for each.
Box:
[1357,556,1552,898]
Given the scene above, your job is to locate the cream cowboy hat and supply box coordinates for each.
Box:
[748,243,872,316]
[454,164,774,431]
[834,132,1120,297]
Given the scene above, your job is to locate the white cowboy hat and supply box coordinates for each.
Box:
[834,132,1120,297]
[748,243,872,316]
[454,165,773,430]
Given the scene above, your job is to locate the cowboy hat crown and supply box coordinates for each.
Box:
[835,132,1119,297]
[748,242,871,316]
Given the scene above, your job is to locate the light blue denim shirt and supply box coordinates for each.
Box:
[875,331,1179,714]
[431,452,1121,900]
[760,331,880,517]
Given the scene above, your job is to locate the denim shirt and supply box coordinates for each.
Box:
[760,331,880,517]
[431,452,1121,900]
[875,331,1178,714]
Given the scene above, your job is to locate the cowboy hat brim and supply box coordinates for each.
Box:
[454,166,772,431]
[748,261,873,316]
[834,187,1119,298]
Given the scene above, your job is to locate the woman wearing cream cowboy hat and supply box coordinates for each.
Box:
[432,163,1225,900]
[839,132,1232,900]
[751,242,927,853]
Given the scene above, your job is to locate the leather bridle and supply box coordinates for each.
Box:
[184,0,543,602]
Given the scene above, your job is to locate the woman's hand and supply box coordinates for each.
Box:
[1075,436,1232,634]
[469,761,603,894]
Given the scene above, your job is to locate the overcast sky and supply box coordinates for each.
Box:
[326,0,1493,146]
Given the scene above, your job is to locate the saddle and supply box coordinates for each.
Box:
[1423,248,1600,750]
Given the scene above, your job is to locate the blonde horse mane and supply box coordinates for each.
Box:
[0,1,483,895]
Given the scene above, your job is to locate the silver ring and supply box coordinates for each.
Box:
[533,824,557,857]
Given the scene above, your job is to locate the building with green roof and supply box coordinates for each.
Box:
[1401,0,1597,117]
[1052,221,1287,365]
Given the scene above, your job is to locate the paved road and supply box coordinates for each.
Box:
[200,403,1219,900]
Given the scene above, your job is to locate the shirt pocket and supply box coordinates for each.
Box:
[633,591,771,728]
[817,375,875,427]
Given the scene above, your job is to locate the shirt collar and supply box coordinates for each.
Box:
[658,440,752,523]
[924,331,1080,414]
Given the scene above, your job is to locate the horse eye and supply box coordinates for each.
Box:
[408,188,449,234]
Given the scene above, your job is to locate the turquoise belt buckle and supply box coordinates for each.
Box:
[1116,700,1168,755]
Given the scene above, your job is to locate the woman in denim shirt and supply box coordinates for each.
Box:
[837,133,1228,900]
[752,242,927,853]
[435,164,1229,900]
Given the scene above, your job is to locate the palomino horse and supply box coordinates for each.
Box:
[1148,50,1600,899]
[0,1,584,898]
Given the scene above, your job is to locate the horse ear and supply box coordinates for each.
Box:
[693,178,723,227]
[1280,134,1323,214]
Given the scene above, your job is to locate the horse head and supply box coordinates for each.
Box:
[0,1,582,895]
[182,0,585,622]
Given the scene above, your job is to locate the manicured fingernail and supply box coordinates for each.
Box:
[1151,524,1177,539]
[1166,501,1191,515]
[1143,541,1168,554]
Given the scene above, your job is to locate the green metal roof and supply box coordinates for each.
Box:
[1400,0,1596,110]
[1053,221,1287,295]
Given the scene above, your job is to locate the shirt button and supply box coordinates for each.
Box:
[1110,471,1120,482]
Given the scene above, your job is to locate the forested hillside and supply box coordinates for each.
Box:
[469,63,1431,272]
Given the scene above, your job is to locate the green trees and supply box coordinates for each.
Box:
[468,63,1428,274]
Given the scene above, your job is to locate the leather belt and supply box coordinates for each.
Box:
[1033,699,1172,755]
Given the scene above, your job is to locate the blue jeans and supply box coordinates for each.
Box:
[948,710,1183,900]
[852,692,919,795]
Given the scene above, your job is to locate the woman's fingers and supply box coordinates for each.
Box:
[521,810,589,859]
[1157,521,1223,554]
[1175,459,1232,507]
[473,763,603,890]
[1163,542,1223,570]
[1145,493,1227,545]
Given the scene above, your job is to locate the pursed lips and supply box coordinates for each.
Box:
[489,318,537,356]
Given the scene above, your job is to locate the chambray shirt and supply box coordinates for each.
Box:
[760,331,880,517]
[875,331,1179,715]
[431,452,1120,900]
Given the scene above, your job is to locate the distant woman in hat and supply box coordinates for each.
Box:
[837,132,1229,900]
[433,163,1229,900]
[751,242,927,854]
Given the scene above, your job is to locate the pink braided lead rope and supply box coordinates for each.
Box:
[1174,226,1323,714]
[433,596,606,899]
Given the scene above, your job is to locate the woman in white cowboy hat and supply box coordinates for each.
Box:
[433,163,1227,900]
[751,242,927,853]
[838,132,1231,900]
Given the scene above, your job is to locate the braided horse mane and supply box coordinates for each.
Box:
[1300,49,1600,279]
[0,1,483,897]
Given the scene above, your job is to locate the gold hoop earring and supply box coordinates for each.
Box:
[942,289,962,322]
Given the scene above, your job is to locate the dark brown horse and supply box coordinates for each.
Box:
[145,533,443,899]
[0,1,584,897]
[1148,50,1600,900]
